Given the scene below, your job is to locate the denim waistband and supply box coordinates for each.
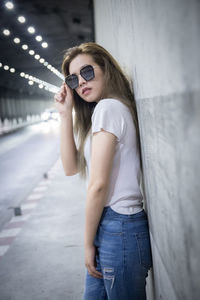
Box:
[100,206,147,222]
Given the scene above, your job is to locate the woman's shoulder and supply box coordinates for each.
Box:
[93,98,130,114]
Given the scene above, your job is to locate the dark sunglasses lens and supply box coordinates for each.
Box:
[80,65,95,81]
[65,74,78,89]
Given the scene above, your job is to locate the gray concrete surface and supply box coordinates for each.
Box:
[0,159,86,300]
[94,1,200,299]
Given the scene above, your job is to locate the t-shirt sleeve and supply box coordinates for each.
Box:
[91,102,126,142]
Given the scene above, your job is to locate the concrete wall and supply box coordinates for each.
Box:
[0,87,52,121]
[93,1,200,299]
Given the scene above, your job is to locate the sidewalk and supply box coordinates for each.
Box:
[0,158,87,300]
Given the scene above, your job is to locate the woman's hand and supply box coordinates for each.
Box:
[54,82,74,117]
[85,245,103,279]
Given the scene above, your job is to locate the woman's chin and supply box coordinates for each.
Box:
[82,95,97,103]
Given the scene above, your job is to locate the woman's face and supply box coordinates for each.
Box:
[69,54,105,103]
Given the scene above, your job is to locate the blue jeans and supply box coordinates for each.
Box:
[83,206,152,300]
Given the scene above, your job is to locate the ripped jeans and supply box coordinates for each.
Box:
[83,206,153,300]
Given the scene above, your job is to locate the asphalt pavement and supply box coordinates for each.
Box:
[0,158,87,300]
[0,121,60,230]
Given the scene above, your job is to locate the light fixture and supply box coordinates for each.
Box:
[35,35,42,42]
[27,26,35,34]
[2,24,63,80]
[34,54,40,60]
[29,50,35,55]
[41,42,48,48]
[3,29,10,36]
[22,44,28,50]
[3,4,63,81]
[2,61,60,93]
[4,65,9,70]
[5,2,14,9]
[18,16,26,23]
[14,37,20,44]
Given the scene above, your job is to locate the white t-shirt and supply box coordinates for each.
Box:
[84,98,143,215]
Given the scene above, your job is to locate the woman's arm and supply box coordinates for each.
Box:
[54,83,78,176]
[60,111,79,176]
[84,129,117,278]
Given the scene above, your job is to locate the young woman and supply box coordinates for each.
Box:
[54,42,153,300]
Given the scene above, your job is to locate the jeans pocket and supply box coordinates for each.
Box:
[135,231,153,270]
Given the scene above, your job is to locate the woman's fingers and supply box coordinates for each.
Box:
[54,83,67,101]
[60,84,65,93]
[87,265,103,279]
[54,93,64,102]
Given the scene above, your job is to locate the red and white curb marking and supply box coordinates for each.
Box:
[0,159,61,261]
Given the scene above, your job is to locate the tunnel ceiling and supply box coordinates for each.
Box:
[0,0,94,98]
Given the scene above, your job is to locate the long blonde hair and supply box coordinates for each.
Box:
[62,42,142,180]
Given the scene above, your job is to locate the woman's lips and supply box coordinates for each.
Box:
[82,88,91,95]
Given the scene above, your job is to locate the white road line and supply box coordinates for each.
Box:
[27,194,43,201]
[21,203,38,210]
[0,228,22,238]
[0,245,10,256]
[10,215,31,223]
[33,186,47,192]
[38,180,51,186]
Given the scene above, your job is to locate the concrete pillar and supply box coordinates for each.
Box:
[93,1,200,299]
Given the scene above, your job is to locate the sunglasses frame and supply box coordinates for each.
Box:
[65,65,97,89]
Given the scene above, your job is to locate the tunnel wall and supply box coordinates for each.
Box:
[93,1,200,299]
[0,87,53,122]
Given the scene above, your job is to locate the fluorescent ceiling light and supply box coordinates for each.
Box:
[4,65,9,70]
[3,29,10,36]
[41,42,48,48]
[29,50,35,55]
[22,44,28,50]
[35,35,42,41]
[27,26,35,34]
[14,37,20,44]
[18,16,26,23]
[5,2,14,9]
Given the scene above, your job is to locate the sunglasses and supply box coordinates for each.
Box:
[65,65,96,89]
